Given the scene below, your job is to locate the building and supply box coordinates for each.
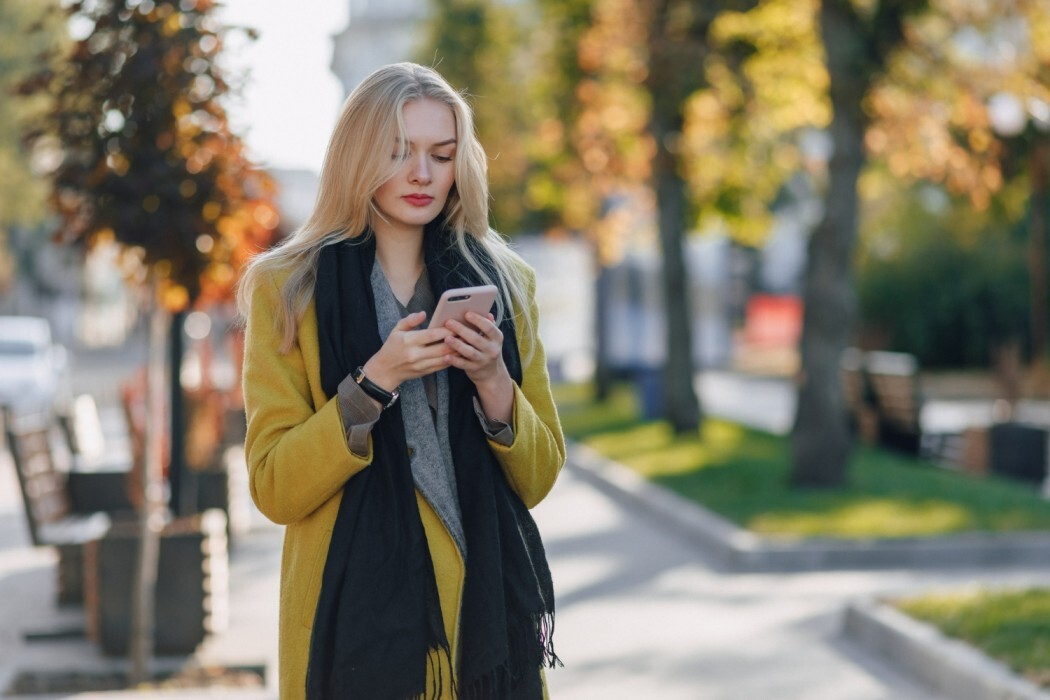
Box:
[330,0,430,96]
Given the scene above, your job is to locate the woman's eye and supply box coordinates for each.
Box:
[433,154,453,163]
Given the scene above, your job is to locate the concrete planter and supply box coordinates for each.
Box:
[83,509,229,656]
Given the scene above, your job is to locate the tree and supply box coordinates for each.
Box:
[525,0,594,232]
[864,0,1050,369]
[571,0,825,406]
[856,182,1032,368]
[0,0,66,294]
[789,0,929,488]
[20,0,276,680]
[643,0,721,433]
[556,0,703,431]
[419,0,544,233]
[579,0,760,433]
[22,0,275,306]
[683,0,828,246]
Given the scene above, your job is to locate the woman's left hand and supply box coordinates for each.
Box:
[444,312,514,422]
[443,312,506,384]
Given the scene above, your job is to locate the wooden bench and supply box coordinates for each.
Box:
[4,407,117,604]
[58,394,137,514]
[56,394,106,466]
[841,349,923,454]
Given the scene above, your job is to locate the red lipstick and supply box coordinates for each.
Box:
[403,194,434,207]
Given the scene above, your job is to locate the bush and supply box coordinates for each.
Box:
[856,184,1032,368]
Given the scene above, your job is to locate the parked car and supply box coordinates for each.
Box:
[0,315,73,412]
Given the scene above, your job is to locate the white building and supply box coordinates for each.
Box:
[330,0,430,96]
[269,168,320,232]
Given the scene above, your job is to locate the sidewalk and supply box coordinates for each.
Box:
[0,437,281,700]
[538,463,1050,700]
[0,443,966,700]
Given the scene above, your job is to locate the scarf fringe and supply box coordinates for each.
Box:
[538,611,562,669]
[424,644,451,700]
[459,612,561,700]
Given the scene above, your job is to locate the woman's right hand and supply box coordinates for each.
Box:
[360,311,452,391]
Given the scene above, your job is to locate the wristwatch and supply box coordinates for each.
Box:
[353,366,400,409]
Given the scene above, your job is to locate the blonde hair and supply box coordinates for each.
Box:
[237,62,533,357]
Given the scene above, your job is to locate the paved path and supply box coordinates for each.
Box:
[536,463,1050,700]
[8,442,1050,700]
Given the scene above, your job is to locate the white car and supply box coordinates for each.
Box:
[0,315,73,412]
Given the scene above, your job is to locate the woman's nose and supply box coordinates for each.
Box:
[409,155,431,184]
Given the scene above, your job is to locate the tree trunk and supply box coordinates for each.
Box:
[653,119,702,434]
[642,0,709,435]
[129,291,167,683]
[789,2,868,487]
[168,310,189,515]
[1029,138,1048,364]
[593,261,615,401]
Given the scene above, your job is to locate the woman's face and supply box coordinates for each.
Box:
[372,98,457,240]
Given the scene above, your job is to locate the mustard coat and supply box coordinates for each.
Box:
[242,264,565,699]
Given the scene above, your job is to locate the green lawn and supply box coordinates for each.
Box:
[554,382,1050,538]
[895,588,1050,688]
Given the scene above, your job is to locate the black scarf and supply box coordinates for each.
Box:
[306,222,558,699]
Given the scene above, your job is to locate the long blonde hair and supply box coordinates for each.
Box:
[237,62,533,357]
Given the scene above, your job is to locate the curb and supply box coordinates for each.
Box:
[567,441,1050,572]
[844,597,1050,700]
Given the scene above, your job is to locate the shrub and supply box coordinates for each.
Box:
[856,184,1032,368]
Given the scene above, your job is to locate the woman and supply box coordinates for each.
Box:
[237,62,564,699]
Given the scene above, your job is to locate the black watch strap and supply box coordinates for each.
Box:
[353,366,400,409]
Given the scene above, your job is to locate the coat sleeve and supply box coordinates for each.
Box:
[242,272,372,525]
[488,266,566,509]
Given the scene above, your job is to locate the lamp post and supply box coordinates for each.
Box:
[988,92,1050,366]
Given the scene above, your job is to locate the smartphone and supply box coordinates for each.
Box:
[428,285,498,330]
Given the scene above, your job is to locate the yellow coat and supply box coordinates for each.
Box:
[242,264,565,699]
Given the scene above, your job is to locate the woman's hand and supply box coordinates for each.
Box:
[362,311,453,391]
[444,312,514,423]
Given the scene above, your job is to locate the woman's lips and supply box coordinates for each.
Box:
[403,194,434,207]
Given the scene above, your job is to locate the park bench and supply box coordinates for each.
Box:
[4,406,116,604]
[57,394,138,513]
[841,349,924,454]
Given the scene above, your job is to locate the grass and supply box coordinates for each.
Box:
[554,382,1050,538]
[894,588,1050,688]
